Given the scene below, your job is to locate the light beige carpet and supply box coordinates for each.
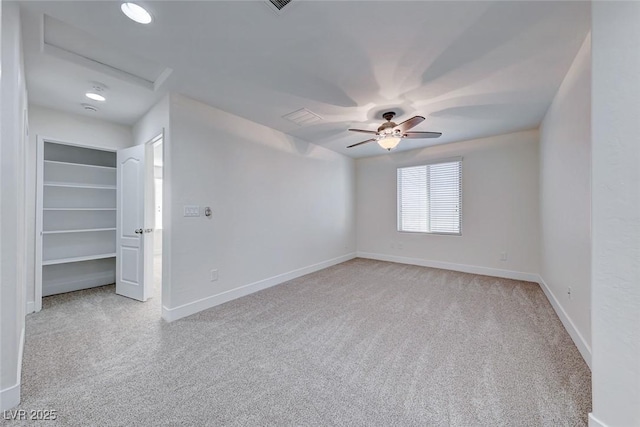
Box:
[10,258,590,426]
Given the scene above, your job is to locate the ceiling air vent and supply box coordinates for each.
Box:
[264,0,293,15]
[282,108,323,126]
[81,103,98,112]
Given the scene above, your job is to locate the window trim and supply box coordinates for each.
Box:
[396,157,463,236]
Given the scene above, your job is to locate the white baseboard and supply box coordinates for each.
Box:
[537,275,592,368]
[0,383,20,411]
[1,327,24,410]
[26,300,34,314]
[162,253,357,322]
[589,413,607,427]
[356,252,540,282]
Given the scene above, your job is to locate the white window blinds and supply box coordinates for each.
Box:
[397,159,462,234]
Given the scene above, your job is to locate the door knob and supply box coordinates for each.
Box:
[135,229,143,234]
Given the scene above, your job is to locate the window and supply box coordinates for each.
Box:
[397,159,462,234]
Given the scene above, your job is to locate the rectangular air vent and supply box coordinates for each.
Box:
[264,0,294,15]
[269,0,291,11]
[282,108,323,126]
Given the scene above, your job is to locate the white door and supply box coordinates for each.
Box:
[116,145,151,301]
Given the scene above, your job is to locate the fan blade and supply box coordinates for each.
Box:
[347,139,376,148]
[403,131,442,139]
[394,116,425,133]
[348,128,378,135]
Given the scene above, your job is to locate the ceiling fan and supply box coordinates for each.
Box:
[347,112,441,150]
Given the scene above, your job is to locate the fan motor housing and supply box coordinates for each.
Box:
[382,111,396,121]
[378,121,397,132]
[378,111,398,132]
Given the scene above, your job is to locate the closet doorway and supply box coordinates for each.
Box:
[34,134,164,311]
[35,140,118,311]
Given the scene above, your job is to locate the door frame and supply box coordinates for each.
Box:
[143,134,164,301]
[152,129,171,319]
[150,136,163,257]
[145,133,165,309]
[33,132,169,314]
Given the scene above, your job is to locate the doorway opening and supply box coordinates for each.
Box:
[151,136,163,302]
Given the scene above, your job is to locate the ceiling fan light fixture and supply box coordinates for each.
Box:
[121,2,152,24]
[346,113,439,150]
[378,136,401,151]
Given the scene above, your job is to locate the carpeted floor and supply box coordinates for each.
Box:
[8,258,591,426]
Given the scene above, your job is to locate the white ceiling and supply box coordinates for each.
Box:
[20,1,590,158]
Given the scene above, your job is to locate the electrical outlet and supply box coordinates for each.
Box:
[184,205,200,217]
[567,287,572,299]
[210,269,218,282]
[500,251,507,261]
[397,242,404,250]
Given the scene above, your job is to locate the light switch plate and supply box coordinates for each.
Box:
[184,205,200,217]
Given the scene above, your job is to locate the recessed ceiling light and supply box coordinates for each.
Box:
[85,92,106,102]
[121,2,152,24]
[85,82,107,102]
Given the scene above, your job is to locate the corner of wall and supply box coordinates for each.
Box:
[0,383,21,411]
[1,0,27,411]
[538,29,592,368]
[0,327,25,410]
[537,275,591,367]
[588,413,608,427]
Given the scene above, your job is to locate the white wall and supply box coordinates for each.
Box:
[133,96,169,147]
[25,105,133,308]
[28,105,133,150]
[0,1,28,410]
[590,2,640,426]
[539,34,591,366]
[356,130,539,280]
[162,94,356,319]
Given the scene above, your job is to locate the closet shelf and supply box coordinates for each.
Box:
[44,160,116,170]
[44,182,116,190]
[44,208,116,211]
[39,141,118,298]
[43,228,116,235]
[42,253,116,266]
